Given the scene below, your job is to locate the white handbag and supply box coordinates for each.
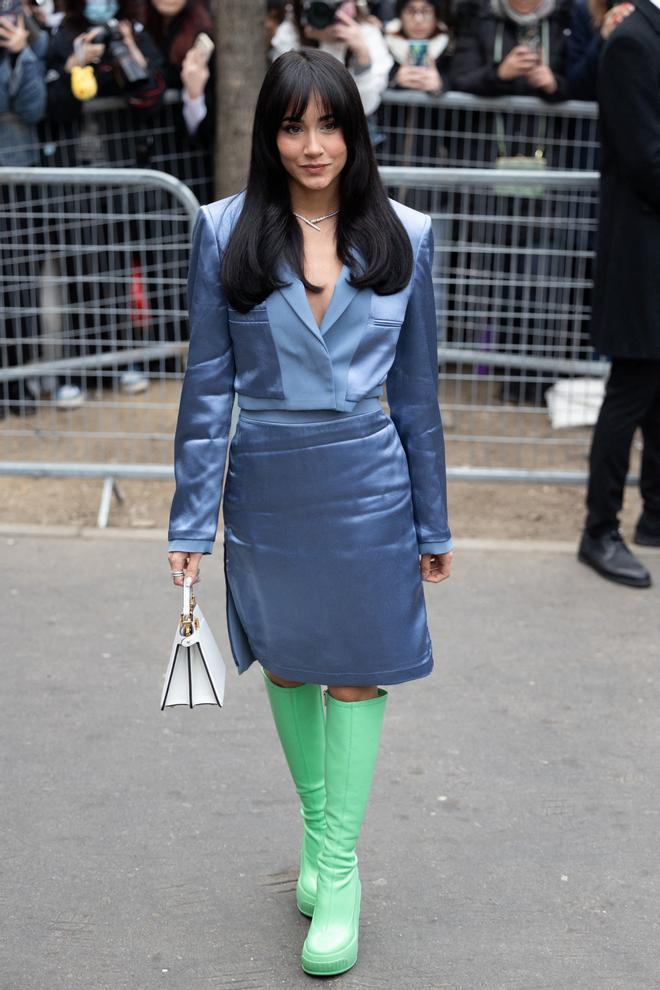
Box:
[160,578,226,709]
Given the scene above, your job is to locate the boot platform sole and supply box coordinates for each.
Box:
[577,550,652,588]
[301,935,358,976]
[296,892,314,918]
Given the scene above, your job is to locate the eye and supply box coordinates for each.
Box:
[282,123,303,134]
[321,119,338,131]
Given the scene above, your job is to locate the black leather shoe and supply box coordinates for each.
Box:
[578,529,652,588]
[633,517,660,548]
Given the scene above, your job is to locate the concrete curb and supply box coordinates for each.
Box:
[2,522,658,555]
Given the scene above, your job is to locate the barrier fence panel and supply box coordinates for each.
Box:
[12,90,598,198]
[381,167,609,483]
[2,165,611,495]
[39,92,215,206]
[376,92,600,173]
[0,167,199,510]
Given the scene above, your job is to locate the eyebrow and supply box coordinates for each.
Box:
[281,112,336,123]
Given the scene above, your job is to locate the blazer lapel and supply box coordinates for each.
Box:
[275,248,365,340]
[319,263,360,336]
[276,260,325,342]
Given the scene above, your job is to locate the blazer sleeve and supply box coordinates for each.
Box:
[167,205,235,555]
[386,217,453,555]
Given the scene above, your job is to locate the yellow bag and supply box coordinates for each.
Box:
[71,65,98,102]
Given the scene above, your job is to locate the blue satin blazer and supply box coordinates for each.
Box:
[168,190,452,557]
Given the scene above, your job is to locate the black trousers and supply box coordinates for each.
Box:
[586,358,660,535]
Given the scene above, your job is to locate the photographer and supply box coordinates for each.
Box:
[43,0,165,400]
[45,0,165,124]
[270,0,393,117]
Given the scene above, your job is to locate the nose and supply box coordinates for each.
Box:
[303,129,324,157]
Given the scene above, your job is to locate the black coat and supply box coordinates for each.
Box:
[449,0,571,100]
[591,0,660,360]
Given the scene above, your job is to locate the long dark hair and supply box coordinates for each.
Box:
[221,49,414,312]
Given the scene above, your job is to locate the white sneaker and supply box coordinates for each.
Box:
[55,384,84,409]
[119,368,149,394]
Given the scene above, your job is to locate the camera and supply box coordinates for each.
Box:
[92,19,148,86]
[301,0,344,29]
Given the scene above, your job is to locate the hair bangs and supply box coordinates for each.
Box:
[270,55,352,135]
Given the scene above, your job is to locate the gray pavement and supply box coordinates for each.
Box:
[2,532,659,990]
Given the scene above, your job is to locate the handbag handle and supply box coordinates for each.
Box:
[179,576,196,637]
[182,575,193,617]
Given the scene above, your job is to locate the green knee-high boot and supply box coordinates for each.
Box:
[301,688,388,977]
[261,667,326,917]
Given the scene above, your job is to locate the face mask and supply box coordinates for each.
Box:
[84,0,119,23]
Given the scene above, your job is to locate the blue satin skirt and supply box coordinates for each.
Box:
[222,404,434,686]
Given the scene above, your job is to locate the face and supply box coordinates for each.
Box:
[400,1,438,39]
[276,92,347,196]
[507,0,542,15]
[150,0,186,17]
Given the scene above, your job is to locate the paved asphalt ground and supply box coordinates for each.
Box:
[2,530,659,990]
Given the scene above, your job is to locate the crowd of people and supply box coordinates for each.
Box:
[1,0,626,416]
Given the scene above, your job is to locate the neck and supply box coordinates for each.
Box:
[288,181,340,218]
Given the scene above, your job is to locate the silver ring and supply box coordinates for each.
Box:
[170,570,185,577]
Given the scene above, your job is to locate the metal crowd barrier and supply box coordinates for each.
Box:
[376,91,600,173]
[381,167,608,484]
[12,89,599,201]
[1,164,610,507]
[35,90,215,205]
[0,167,199,524]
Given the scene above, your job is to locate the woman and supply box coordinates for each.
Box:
[167,49,453,976]
[450,0,571,102]
[143,0,214,147]
[385,0,452,99]
[269,0,393,117]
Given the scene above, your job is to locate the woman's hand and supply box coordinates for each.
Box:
[497,44,539,81]
[526,58,557,95]
[168,550,203,586]
[414,64,443,93]
[601,2,633,39]
[181,46,209,101]
[332,9,370,63]
[304,10,371,66]
[117,19,147,70]
[420,550,453,583]
[0,13,29,53]
[65,29,105,72]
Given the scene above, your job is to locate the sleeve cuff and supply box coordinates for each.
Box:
[419,538,453,555]
[168,538,214,554]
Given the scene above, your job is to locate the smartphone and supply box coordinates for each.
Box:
[192,32,214,63]
[0,0,21,22]
[517,24,541,54]
[407,40,429,67]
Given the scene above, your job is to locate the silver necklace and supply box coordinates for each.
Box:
[292,208,339,232]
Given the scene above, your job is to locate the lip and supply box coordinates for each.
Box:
[301,163,330,171]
